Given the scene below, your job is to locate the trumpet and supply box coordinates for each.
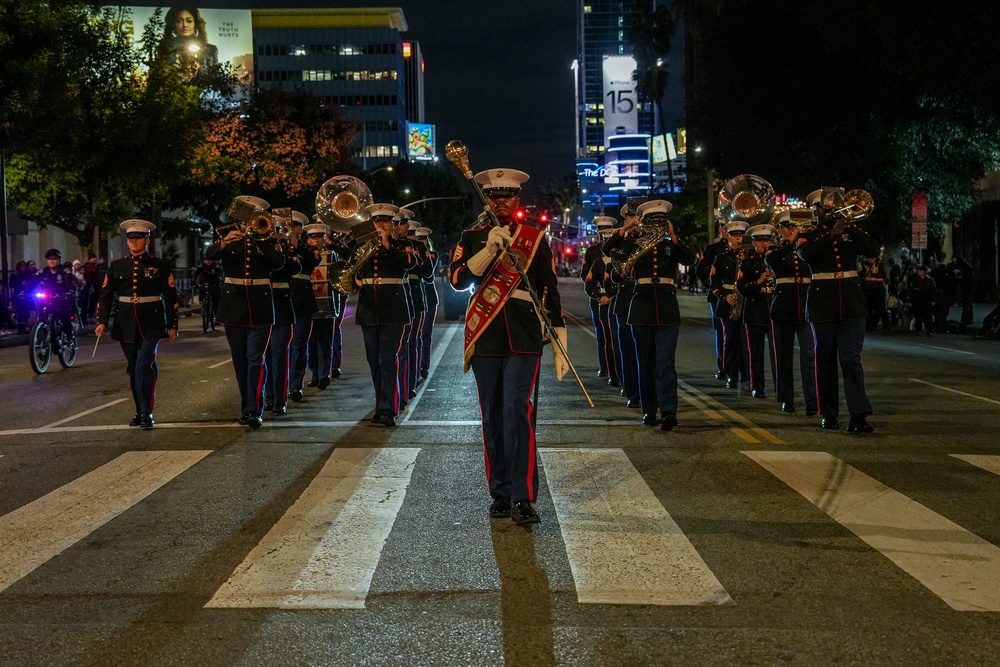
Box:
[247,210,276,240]
[831,189,874,221]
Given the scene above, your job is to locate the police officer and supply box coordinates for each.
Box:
[607,200,696,430]
[287,212,320,402]
[205,197,285,429]
[449,168,567,524]
[605,205,641,408]
[798,187,880,434]
[583,216,621,387]
[709,221,748,389]
[263,216,303,416]
[737,223,777,399]
[415,226,439,380]
[356,203,416,427]
[34,248,77,337]
[765,210,818,415]
[696,214,730,380]
[94,220,178,428]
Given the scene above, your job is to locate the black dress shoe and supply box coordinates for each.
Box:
[489,498,512,518]
[290,389,304,402]
[128,414,142,427]
[511,500,540,525]
[806,403,819,417]
[409,389,417,398]
[597,370,608,377]
[273,405,288,416]
[318,376,331,390]
[726,379,738,389]
[821,418,840,430]
[247,414,263,429]
[660,414,678,431]
[751,389,767,399]
[715,371,727,380]
[642,413,659,426]
[420,368,429,379]
[626,399,641,409]
[781,402,795,413]
[620,388,626,397]
[239,413,250,425]
[139,413,154,429]
[263,402,274,412]
[307,377,318,387]
[331,368,342,378]
[608,378,621,387]
[847,417,874,434]
[378,413,397,427]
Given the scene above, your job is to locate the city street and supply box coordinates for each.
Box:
[2,279,1000,666]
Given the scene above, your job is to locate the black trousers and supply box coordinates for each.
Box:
[471,354,541,504]
[743,322,775,393]
[772,319,817,408]
[363,323,405,414]
[718,317,746,383]
[590,300,608,374]
[420,303,437,371]
[264,322,292,406]
[225,324,272,417]
[811,318,872,421]
[308,318,334,380]
[597,305,620,384]
[709,296,724,373]
[289,318,313,392]
[631,325,681,417]
[397,322,411,406]
[121,338,159,415]
[332,293,347,370]
[407,311,424,392]
[616,317,640,403]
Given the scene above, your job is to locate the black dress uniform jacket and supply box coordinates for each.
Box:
[205,237,285,326]
[765,241,812,321]
[450,221,565,355]
[271,243,304,326]
[289,245,321,318]
[709,247,745,320]
[697,238,727,296]
[354,240,415,326]
[96,253,179,341]
[736,250,773,326]
[797,225,880,322]
[607,236,696,326]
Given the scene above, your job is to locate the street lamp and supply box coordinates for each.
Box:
[370,165,394,175]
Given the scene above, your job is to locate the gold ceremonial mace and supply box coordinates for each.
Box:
[445,140,594,408]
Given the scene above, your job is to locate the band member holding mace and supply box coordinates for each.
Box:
[449,168,568,525]
[95,220,179,428]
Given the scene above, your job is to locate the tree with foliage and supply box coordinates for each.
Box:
[626,4,677,137]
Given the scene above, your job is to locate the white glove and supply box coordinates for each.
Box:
[466,246,495,276]
[551,327,569,381]
[487,225,513,254]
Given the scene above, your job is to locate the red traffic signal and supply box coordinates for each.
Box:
[540,213,549,223]
[515,209,525,220]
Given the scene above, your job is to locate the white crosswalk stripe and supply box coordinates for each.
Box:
[745,450,1000,611]
[951,454,1000,476]
[540,447,732,605]
[0,450,211,593]
[206,447,420,610]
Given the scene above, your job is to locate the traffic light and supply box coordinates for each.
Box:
[515,209,525,221]
[539,213,549,223]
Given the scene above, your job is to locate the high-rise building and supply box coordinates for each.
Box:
[402,40,425,124]
[253,8,418,169]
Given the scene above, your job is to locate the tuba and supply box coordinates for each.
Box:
[316,175,373,233]
[717,174,776,225]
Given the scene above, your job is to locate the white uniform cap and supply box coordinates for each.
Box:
[303,223,330,237]
[748,224,776,239]
[235,195,269,210]
[474,168,530,193]
[120,219,156,235]
[807,187,844,207]
[272,215,287,227]
[594,215,616,229]
[637,199,673,217]
[724,221,748,234]
[407,220,420,232]
[395,207,415,222]
[366,203,400,220]
[290,210,309,225]
[415,226,431,238]
[772,210,791,226]
[620,204,638,218]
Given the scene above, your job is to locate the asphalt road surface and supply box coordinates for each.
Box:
[2,278,1000,666]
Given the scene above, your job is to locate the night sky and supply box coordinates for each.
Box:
[180,0,579,190]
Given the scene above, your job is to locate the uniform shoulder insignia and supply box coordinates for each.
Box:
[737,269,743,281]
[453,244,465,262]
[167,273,176,288]
[102,274,109,288]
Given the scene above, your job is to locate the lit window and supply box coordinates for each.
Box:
[583,5,592,12]
[341,45,358,56]
[403,42,412,58]
[292,45,307,57]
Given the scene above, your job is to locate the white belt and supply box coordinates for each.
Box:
[408,273,421,280]
[722,283,736,290]
[225,277,270,286]
[510,289,534,303]
[359,278,402,285]
[118,296,161,304]
[292,274,311,280]
[775,277,811,285]
[812,271,857,280]
[271,282,290,289]
[635,277,673,285]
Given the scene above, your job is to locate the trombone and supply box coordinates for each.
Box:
[445,139,594,408]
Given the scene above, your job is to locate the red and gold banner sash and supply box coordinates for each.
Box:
[463,224,544,371]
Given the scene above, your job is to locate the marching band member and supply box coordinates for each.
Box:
[605,205,641,408]
[582,215,621,387]
[263,216,302,417]
[736,224,777,399]
[287,213,320,403]
[305,223,336,391]
[356,203,416,427]
[404,217,432,393]
[709,221,748,390]
[330,230,352,380]
[765,210,818,415]
[205,198,285,429]
[797,187,880,433]
[94,220,178,428]
[608,200,696,431]
[696,213,730,380]
[449,168,567,525]
[392,209,417,409]
[415,226,439,380]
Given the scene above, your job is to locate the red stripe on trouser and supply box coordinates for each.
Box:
[253,328,273,413]
[525,356,541,502]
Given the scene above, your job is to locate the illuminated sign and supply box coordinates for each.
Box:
[651,135,667,165]
[665,133,677,160]
[677,127,687,155]
[602,56,638,149]
[403,41,412,58]
[117,7,254,82]
[407,123,435,161]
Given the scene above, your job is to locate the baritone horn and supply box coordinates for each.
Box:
[832,189,874,221]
